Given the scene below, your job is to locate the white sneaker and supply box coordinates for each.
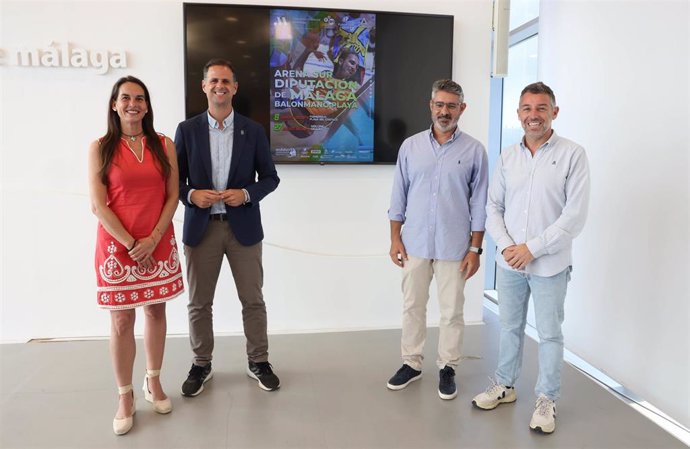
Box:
[472,377,517,410]
[529,394,556,434]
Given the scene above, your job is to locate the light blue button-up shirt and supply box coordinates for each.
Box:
[486,131,590,276]
[388,127,489,261]
[187,111,235,213]
[207,111,234,214]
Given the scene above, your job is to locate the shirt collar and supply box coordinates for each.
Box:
[520,129,559,152]
[207,110,234,130]
[428,124,461,144]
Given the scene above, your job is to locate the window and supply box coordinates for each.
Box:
[484,2,539,291]
[509,0,539,30]
[501,34,539,150]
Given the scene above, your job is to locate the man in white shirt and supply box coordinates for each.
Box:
[472,82,590,434]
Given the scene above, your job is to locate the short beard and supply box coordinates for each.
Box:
[433,117,458,134]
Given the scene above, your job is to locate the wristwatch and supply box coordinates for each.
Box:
[469,246,483,255]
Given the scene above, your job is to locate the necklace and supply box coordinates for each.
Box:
[121,131,143,142]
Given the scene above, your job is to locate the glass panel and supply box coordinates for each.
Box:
[501,35,539,148]
[484,76,504,291]
[484,34,538,291]
[509,0,539,30]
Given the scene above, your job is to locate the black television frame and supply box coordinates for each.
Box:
[183,3,454,164]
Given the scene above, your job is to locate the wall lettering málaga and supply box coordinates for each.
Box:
[0,41,127,75]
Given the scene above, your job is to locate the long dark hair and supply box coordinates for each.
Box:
[98,76,171,185]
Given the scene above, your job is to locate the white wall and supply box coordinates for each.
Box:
[0,0,493,342]
[540,0,689,428]
[2,0,688,432]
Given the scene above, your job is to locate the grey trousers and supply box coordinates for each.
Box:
[184,221,268,365]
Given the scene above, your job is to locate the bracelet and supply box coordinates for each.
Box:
[127,240,138,251]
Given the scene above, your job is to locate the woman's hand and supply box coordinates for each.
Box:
[137,255,156,271]
[129,236,157,263]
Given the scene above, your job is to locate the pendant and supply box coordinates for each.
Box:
[129,135,136,142]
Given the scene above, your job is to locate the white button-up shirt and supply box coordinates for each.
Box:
[486,131,590,276]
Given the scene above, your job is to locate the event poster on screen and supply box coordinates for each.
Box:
[269,9,375,162]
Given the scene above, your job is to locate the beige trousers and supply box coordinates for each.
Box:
[401,255,466,371]
[184,221,268,365]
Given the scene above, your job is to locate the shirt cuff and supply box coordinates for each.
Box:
[495,236,514,255]
[187,189,196,206]
[242,188,250,204]
[526,237,546,259]
[387,212,405,222]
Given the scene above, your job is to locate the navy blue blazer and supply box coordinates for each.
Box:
[175,111,279,247]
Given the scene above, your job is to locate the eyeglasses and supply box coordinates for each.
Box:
[432,101,462,111]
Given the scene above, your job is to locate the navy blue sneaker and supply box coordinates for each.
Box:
[387,364,422,390]
[438,365,457,400]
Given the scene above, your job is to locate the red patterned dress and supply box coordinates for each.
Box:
[95,135,184,309]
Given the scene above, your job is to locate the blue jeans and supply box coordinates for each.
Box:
[494,266,571,401]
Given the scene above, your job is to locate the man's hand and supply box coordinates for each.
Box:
[389,239,408,267]
[460,252,480,280]
[503,244,535,270]
[220,189,246,207]
[191,189,222,208]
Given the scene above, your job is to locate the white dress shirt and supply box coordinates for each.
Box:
[486,131,590,276]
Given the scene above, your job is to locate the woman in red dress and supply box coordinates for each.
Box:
[88,76,183,435]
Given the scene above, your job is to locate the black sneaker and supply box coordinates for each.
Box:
[386,364,422,390]
[181,363,213,397]
[246,361,280,391]
[438,365,457,400]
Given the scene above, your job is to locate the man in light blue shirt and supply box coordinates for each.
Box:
[387,79,489,400]
[472,82,589,435]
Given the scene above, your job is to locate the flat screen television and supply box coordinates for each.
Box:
[183,4,454,164]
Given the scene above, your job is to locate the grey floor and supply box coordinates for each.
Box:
[0,308,685,449]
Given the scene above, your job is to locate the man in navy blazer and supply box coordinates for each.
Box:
[175,59,280,396]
